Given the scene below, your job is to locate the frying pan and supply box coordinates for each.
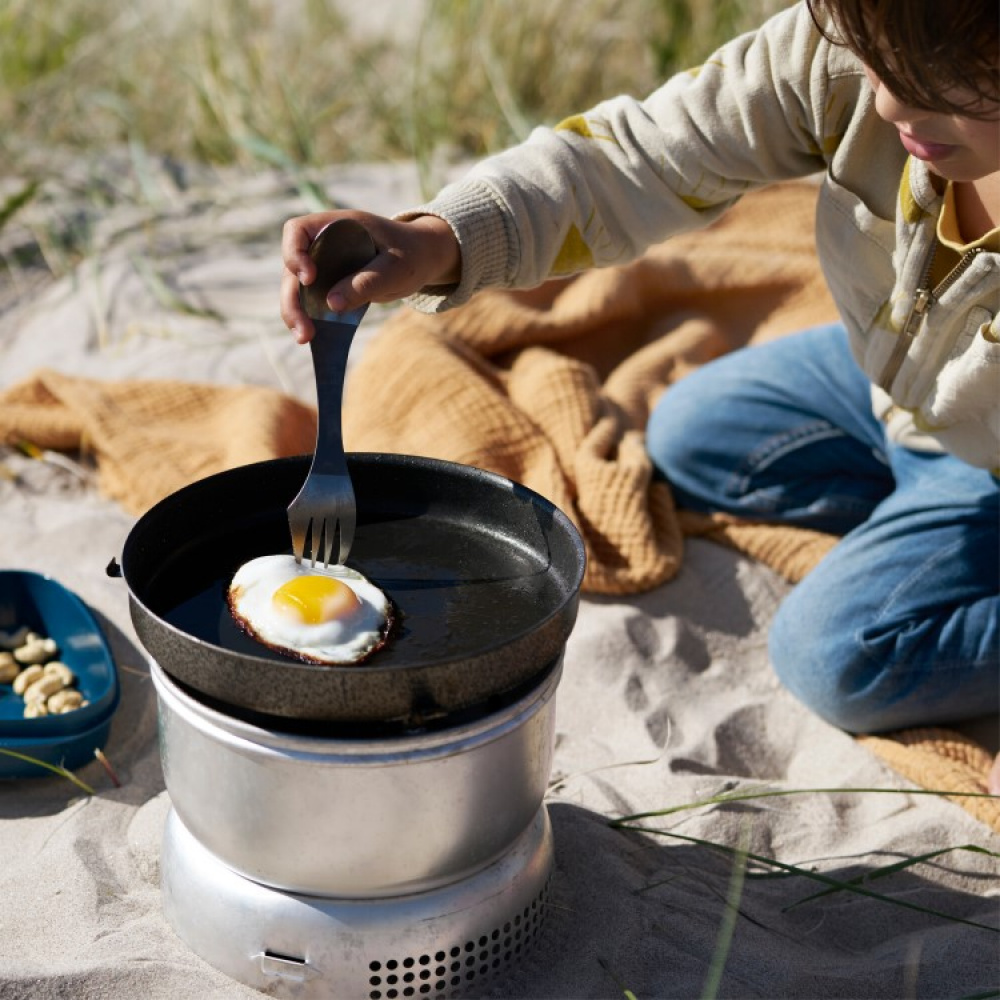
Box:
[112,453,585,728]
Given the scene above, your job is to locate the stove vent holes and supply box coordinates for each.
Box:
[366,880,550,1000]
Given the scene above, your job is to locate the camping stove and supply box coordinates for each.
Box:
[151,656,560,999]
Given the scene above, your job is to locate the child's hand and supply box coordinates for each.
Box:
[280,210,461,343]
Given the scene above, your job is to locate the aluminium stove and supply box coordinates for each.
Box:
[152,654,560,999]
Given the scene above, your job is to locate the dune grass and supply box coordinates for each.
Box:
[1,0,786,206]
[0,0,784,295]
[608,784,999,999]
[0,0,787,300]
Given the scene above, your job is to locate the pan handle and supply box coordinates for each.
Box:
[106,557,123,578]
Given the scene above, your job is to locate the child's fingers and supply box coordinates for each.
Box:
[281,214,335,282]
[327,257,391,311]
[279,266,316,343]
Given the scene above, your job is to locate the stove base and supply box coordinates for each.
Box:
[161,805,553,999]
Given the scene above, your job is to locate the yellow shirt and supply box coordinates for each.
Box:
[934,182,1000,285]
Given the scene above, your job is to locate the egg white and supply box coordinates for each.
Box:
[228,555,391,664]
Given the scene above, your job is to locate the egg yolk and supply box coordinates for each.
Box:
[272,575,361,624]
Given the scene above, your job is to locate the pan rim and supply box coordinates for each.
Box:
[120,452,586,677]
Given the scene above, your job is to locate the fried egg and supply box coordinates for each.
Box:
[228,555,392,665]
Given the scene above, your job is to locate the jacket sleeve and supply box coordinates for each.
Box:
[403,1,848,311]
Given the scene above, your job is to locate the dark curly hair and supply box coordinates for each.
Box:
[806,0,999,118]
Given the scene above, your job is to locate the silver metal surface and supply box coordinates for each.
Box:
[287,317,359,566]
[161,805,553,1000]
[152,656,561,897]
[289,219,378,565]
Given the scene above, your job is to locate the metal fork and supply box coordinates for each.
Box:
[287,219,378,566]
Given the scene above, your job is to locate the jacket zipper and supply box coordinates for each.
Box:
[878,244,985,393]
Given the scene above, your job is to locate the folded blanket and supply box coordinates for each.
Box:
[0,370,316,514]
[343,181,840,594]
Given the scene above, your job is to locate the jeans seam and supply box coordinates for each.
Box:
[726,421,875,516]
[854,533,983,672]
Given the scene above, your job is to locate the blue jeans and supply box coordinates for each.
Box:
[646,323,999,733]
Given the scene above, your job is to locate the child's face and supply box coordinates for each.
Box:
[864,66,1000,184]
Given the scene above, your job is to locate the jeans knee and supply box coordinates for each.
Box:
[646,378,703,480]
[769,588,883,733]
[771,559,998,734]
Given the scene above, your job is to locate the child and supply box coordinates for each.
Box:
[281,1,999,783]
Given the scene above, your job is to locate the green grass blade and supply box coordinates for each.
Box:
[610,784,999,827]
[234,135,332,212]
[0,748,95,795]
[701,825,749,1000]
[0,180,41,233]
[618,824,1000,934]
[548,754,662,793]
[129,253,224,322]
[785,844,1000,909]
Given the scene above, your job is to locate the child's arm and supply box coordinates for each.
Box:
[281,2,860,338]
[401,2,846,311]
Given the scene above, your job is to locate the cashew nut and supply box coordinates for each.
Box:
[13,664,44,695]
[0,652,17,684]
[43,661,75,686]
[47,689,84,714]
[23,673,67,704]
[14,635,59,665]
[7,628,88,716]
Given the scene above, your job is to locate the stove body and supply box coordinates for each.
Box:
[152,656,560,999]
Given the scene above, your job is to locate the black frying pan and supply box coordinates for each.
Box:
[113,454,585,728]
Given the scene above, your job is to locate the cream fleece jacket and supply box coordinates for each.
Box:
[403,1,999,471]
